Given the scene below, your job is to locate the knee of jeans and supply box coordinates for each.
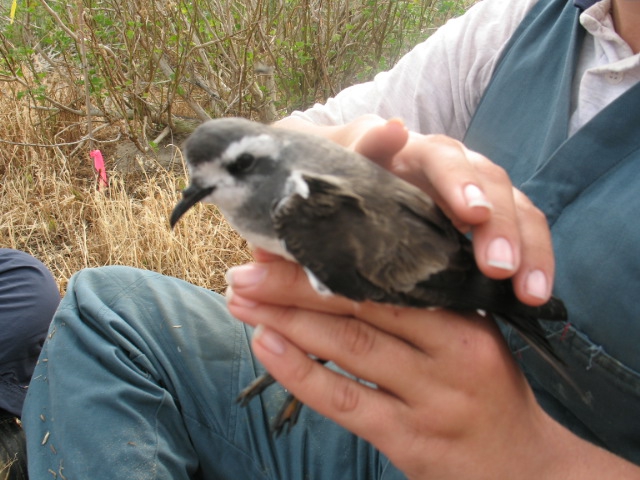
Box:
[0,248,58,290]
[66,266,163,314]
[68,265,161,296]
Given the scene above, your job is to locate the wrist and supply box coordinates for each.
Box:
[274,114,387,148]
[272,117,346,144]
[528,410,640,480]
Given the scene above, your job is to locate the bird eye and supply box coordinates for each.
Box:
[229,153,257,174]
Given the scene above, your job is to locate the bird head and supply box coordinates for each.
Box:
[170,118,284,228]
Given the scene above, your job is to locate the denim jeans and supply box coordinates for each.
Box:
[23,266,640,478]
[23,266,404,480]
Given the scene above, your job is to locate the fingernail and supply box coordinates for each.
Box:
[225,264,267,287]
[253,324,285,355]
[463,184,493,210]
[486,237,515,271]
[225,286,258,308]
[526,270,549,300]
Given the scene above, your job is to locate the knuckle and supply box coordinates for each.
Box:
[422,135,467,163]
[272,304,300,329]
[288,354,316,384]
[486,206,518,230]
[478,161,509,184]
[284,261,308,289]
[516,191,546,220]
[424,133,462,148]
[528,205,548,226]
[333,318,377,356]
[275,262,321,299]
[330,377,360,413]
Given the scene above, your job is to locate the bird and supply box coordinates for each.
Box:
[170,117,574,434]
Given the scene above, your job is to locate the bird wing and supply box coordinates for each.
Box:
[272,171,472,305]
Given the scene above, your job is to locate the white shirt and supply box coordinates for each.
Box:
[291,0,639,139]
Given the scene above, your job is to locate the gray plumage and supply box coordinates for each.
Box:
[171,117,576,433]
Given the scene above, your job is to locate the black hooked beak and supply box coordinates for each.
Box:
[170,185,215,228]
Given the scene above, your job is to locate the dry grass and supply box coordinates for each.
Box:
[0,165,251,296]
[0,0,473,295]
[1,167,251,295]
[0,91,251,294]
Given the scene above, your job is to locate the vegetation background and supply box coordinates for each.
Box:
[0,0,471,297]
[0,3,471,473]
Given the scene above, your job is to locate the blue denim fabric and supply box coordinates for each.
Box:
[464,0,640,465]
[23,266,404,480]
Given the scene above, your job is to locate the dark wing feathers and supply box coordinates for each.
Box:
[273,171,567,319]
[273,172,398,303]
[271,170,577,396]
[273,172,465,301]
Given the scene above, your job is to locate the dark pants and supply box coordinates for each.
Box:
[0,249,59,479]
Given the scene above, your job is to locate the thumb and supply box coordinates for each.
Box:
[352,118,409,167]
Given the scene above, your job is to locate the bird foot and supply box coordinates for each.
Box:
[271,395,303,436]
[237,359,328,434]
[235,372,277,406]
[235,373,304,436]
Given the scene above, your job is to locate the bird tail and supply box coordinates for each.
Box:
[502,314,590,405]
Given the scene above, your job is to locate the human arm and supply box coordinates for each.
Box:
[283,0,541,138]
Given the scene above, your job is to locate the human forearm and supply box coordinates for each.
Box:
[540,419,640,480]
[273,114,387,148]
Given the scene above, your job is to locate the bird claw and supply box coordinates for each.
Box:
[235,372,277,406]
[271,395,303,437]
[235,373,303,435]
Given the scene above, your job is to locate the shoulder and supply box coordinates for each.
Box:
[291,0,544,138]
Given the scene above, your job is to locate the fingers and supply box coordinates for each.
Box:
[368,132,554,303]
[225,259,514,396]
[226,260,432,397]
[510,190,555,304]
[350,117,409,164]
[248,323,405,452]
[228,294,431,398]
[460,149,522,279]
[229,273,535,476]
[226,260,357,316]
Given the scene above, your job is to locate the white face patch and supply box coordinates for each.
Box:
[222,134,279,166]
[187,161,251,214]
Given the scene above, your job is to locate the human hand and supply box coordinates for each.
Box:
[274,115,554,306]
[225,257,623,480]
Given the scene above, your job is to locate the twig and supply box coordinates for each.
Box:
[0,134,122,148]
[35,0,78,42]
[75,0,94,147]
[152,126,171,145]
[157,56,210,122]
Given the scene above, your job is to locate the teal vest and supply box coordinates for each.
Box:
[464,0,640,463]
